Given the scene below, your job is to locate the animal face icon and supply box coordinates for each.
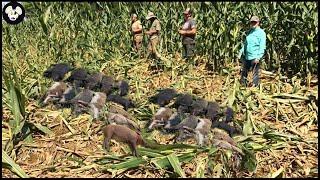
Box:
[5,5,22,21]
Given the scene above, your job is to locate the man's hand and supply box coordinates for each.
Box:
[179,30,186,35]
[237,52,242,60]
[253,59,259,64]
[145,31,151,35]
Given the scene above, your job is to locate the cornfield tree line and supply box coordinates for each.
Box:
[3,2,318,77]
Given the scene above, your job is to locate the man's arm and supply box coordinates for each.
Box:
[132,21,143,33]
[146,20,160,35]
[179,20,196,35]
[238,44,244,59]
[181,28,196,35]
[256,30,266,60]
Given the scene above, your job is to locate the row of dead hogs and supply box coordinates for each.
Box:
[41,63,244,157]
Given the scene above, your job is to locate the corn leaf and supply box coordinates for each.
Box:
[167,153,186,178]
[2,150,29,178]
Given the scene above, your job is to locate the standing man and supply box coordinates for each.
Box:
[145,11,161,60]
[131,13,143,54]
[238,15,266,87]
[179,8,197,61]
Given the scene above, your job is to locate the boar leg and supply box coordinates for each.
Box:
[129,140,138,157]
[90,104,100,119]
[103,137,111,151]
[196,131,204,147]
[43,95,52,104]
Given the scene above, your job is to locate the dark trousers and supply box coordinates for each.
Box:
[182,43,195,60]
[240,59,260,87]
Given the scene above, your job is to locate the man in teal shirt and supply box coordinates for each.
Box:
[238,15,266,87]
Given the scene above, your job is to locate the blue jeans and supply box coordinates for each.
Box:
[240,59,260,87]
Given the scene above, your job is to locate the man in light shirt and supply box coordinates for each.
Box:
[131,13,143,54]
[179,8,197,61]
[238,15,266,87]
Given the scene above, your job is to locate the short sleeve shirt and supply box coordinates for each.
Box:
[132,20,142,34]
[182,19,196,43]
[149,19,161,39]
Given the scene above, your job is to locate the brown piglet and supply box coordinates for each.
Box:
[102,124,145,157]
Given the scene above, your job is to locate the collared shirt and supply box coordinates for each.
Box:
[239,27,266,61]
[132,20,143,36]
[149,19,161,39]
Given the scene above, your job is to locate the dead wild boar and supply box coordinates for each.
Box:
[107,94,135,111]
[114,80,129,96]
[85,72,104,91]
[205,101,220,122]
[101,75,115,95]
[41,82,68,106]
[194,118,212,146]
[150,88,177,107]
[43,63,72,81]
[89,92,107,119]
[66,68,89,88]
[107,112,140,131]
[190,98,208,116]
[148,107,173,131]
[173,115,199,142]
[70,89,95,116]
[164,112,186,130]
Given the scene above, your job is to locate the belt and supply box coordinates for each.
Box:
[183,34,195,38]
[134,30,142,34]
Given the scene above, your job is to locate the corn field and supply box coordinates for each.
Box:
[2,2,318,178]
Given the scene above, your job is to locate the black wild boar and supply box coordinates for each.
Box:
[66,68,89,88]
[224,106,234,123]
[85,72,104,90]
[150,88,177,107]
[190,98,208,116]
[164,112,186,130]
[172,93,194,109]
[205,101,220,121]
[115,80,129,96]
[70,89,95,116]
[107,94,135,111]
[43,63,72,81]
[101,75,115,95]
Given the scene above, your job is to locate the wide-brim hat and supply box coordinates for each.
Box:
[146,12,156,20]
[250,15,260,22]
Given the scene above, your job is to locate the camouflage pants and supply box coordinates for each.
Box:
[182,43,195,59]
[147,36,161,59]
[133,34,143,52]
